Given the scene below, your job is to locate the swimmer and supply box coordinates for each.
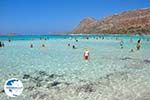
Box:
[0,41,2,47]
[120,40,124,49]
[102,36,104,40]
[68,44,70,46]
[84,49,89,60]
[147,38,150,42]
[136,39,141,50]
[2,42,4,47]
[72,45,76,49]
[76,39,78,42]
[8,39,11,42]
[42,44,45,47]
[30,44,33,48]
[130,49,134,52]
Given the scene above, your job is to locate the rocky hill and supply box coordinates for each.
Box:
[73,8,150,35]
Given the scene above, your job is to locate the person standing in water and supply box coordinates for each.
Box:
[76,39,78,42]
[136,39,141,50]
[120,40,124,49]
[0,41,4,47]
[30,44,33,48]
[2,42,4,47]
[84,49,89,60]
[0,41,2,47]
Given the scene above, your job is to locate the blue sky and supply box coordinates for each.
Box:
[0,0,149,35]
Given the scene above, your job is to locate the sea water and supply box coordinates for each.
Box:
[0,34,150,100]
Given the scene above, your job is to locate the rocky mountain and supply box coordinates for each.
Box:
[73,8,150,35]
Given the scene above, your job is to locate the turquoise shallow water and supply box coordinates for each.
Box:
[0,34,150,100]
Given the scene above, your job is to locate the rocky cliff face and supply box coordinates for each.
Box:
[73,8,150,34]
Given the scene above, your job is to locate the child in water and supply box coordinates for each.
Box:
[84,49,89,60]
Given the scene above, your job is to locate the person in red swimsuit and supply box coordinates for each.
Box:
[84,49,89,60]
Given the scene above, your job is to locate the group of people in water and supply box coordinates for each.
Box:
[67,39,79,49]
[0,36,145,62]
[0,39,11,48]
[30,44,45,48]
[30,37,141,61]
[67,44,89,61]
[68,43,77,49]
[67,38,90,60]
[83,37,142,61]
[120,39,141,51]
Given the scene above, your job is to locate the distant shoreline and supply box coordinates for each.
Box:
[0,33,150,37]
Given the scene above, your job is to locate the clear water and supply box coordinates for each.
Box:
[0,34,150,100]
